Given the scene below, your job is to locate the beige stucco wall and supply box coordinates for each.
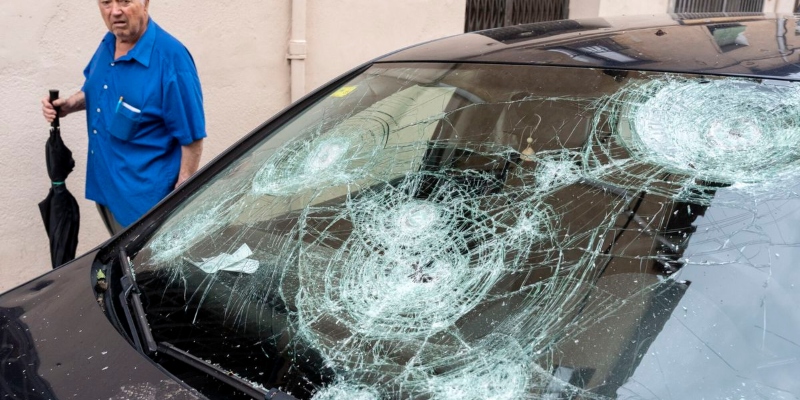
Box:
[569,0,670,18]
[0,1,465,293]
[598,0,671,16]
[569,0,602,19]
[305,0,466,90]
[764,0,798,13]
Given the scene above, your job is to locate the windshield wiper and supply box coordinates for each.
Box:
[157,342,297,400]
[115,250,297,400]
[118,249,158,354]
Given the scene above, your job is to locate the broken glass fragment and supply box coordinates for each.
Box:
[311,383,380,400]
[147,193,244,264]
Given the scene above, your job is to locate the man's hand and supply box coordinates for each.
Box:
[41,91,86,123]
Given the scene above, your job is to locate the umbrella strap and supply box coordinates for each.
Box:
[52,181,65,186]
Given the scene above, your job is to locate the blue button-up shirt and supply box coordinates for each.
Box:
[82,19,206,227]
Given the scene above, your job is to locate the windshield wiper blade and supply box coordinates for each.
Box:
[116,251,296,400]
[118,249,158,354]
[158,342,298,400]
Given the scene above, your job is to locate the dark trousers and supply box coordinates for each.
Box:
[96,203,125,236]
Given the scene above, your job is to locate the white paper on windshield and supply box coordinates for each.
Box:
[188,243,260,274]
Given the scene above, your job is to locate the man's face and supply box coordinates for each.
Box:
[98,0,149,44]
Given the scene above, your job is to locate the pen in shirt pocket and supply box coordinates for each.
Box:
[116,97,141,114]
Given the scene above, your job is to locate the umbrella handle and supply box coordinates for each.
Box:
[49,89,60,130]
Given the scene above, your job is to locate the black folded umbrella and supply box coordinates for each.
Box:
[38,90,80,269]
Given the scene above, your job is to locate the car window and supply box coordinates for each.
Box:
[131,63,800,399]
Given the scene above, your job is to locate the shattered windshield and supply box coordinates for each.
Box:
[132,63,800,399]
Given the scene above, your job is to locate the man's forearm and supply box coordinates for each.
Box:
[64,91,86,116]
[175,139,203,188]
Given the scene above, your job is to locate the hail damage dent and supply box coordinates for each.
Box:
[608,78,800,188]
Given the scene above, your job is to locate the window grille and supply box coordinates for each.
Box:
[465,0,570,33]
[795,0,800,13]
[673,0,764,13]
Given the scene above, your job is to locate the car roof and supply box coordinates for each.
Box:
[378,13,800,81]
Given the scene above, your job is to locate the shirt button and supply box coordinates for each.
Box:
[96,108,101,113]
[93,129,98,134]
[91,150,95,155]
[103,85,108,90]
[110,63,115,66]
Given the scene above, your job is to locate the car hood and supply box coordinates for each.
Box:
[0,251,200,399]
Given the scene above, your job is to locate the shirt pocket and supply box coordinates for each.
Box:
[109,100,142,142]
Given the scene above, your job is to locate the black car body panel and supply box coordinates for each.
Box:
[0,251,200,399]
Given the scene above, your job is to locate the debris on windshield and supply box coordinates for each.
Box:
[188,243,259,274]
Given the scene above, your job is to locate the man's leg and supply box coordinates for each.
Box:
[95,203,125,236]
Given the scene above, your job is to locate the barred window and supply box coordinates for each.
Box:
[672,0,764,13]
[465,0,570,33]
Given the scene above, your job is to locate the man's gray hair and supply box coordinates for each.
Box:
[100,0,148,4]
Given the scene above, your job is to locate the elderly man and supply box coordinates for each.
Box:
[42,0,205,235]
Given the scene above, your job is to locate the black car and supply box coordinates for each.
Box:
[4,13,800,400]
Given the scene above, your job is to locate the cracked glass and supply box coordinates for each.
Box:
[131,63,800,399]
